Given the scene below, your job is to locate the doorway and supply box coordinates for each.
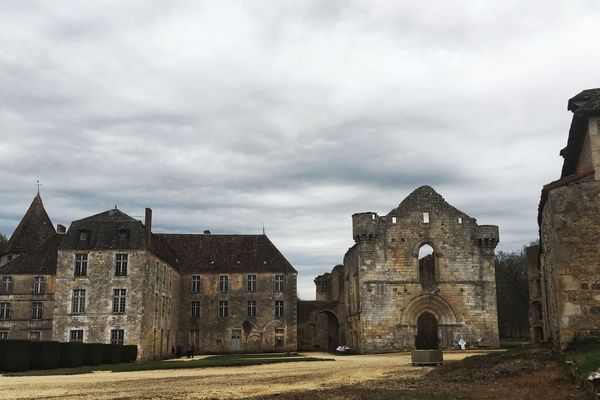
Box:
[231,329,242,352]
[415,312,439,350]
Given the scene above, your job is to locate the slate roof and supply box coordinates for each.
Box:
[568,88,600,116]
[561,89,600,177]
[156,234,296,274]
[0,234,62,275]
[2,194,56,255]
[59,208,178,267]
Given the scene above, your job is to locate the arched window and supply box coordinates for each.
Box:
[418,244,436,291]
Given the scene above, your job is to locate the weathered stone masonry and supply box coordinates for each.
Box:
[299,186,500,353]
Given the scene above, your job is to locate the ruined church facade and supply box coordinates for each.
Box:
[299,186,500,352]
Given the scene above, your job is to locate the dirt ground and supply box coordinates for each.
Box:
[0,349,587,400]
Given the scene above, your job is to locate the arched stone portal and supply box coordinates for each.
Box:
[415,312,439,349]
[400,294,458,349]
[315,311,339,351]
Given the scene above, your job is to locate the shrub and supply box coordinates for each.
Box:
[103,344,122,364]
[59,342,84,368]
[0,340,32,372]
[29,341,60,370]
[84,343,104,366]
[121,345,138,363]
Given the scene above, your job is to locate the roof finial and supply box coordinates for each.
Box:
[35,180,42,195]
[114,204,117,209]
[262,223,266,235]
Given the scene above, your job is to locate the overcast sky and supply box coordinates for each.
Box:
[1,1,599,299]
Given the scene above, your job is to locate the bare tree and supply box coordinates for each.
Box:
[0,233,6,253]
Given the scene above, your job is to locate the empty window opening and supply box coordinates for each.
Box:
[423,212,430,223]
[418,244,436,291]
[392,216,397,224]
[457,217,463,224]
[371,214,375,220]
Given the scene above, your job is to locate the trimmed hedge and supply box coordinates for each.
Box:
[121,345,138,363]
[0,340,136,371]
[59,342,85,368]
[103,344,122,364]
[30,341,60,370]
[0,340,32,372]
[84,343,104,366]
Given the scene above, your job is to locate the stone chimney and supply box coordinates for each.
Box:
[204,230,211,235]
[145,208,152,246]
[57,224,66,234]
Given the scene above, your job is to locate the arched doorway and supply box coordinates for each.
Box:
[315,311,339,351]
[415,312,439,350]
[418,244,436,291]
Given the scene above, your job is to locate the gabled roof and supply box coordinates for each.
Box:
[2,194,56,255]
[0,234,62,275]
[387,185,473,220]
[156,234,296,274]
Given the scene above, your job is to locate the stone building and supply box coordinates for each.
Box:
[531,88,600,349]
[299,186,500,353]
[0,195,297,360]
[0,194,59,341]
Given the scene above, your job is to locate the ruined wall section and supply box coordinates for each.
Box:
[540,179,600,348]
[351,187,499,353]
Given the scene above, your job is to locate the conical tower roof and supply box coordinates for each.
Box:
[3,194,55,254]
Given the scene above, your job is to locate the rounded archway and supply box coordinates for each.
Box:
[315,310,339,351]
[418,244,436,291]
[415,312,439,350]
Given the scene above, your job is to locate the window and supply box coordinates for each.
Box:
[74,254,88,276]
[1,277,13,294]
[190,329,200,349]
[112,289,126,314]
[115,253,128,276]
[79,230,88,241]
[275,328,284,348]
[155,261,159,285]
[162,295,165,317]
[219,300,228,317]
[219,275,229,292]
[117,229,129,245]
[33,276,45,294]
[0,303,11,320]
[32,302,43,319]
[111,329,124,345]
[191,301,200,318]
[457,217,463,224]
[392,216,397,224]
[247,274,257,291]
[191,275,201,292]
[71,289,86,314]
[423,212,430,223]
[30,331,40,341]
[70,329,83,342]
[275,300,284,317]
[274,275,284,292]
[0,331,7,339]
[247,300,256,317]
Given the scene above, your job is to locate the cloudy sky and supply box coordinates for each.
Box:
[1,1,599,299]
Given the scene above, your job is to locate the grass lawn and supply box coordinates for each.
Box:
[5,353,333,376]
[499,338,531,348]
[564,341,600,378]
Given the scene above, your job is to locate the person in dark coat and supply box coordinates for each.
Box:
[186,344,192,358]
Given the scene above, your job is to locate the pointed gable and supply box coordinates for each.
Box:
[3,194,56,254]
[387,185,473,221]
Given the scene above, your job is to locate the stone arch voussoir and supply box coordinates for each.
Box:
[400,294,457,326]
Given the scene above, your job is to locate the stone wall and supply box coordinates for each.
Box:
[539,179,600,348]
[179,271,297,354]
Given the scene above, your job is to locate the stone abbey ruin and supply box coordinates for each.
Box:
[0,88,599,359]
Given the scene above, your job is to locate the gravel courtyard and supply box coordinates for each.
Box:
[0,351,487,400]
